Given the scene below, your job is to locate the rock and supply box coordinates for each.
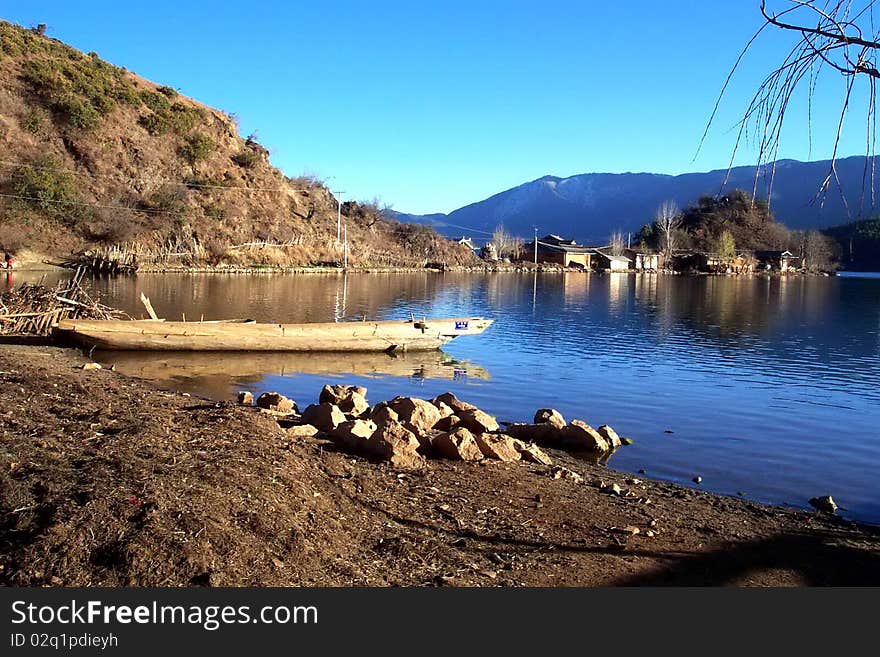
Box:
[506,423,564,445]
[431,392,477,414]
[603,483,623,496]
[474,433,521,462]
[388,397,442,434]
[319,384,368,416]
[621,437,635,446]
[236,391,254,406]
[510,439,553,465]
[432,414,461,432]
[692,476,702,484]
[432,427,484,461]
[434,401,455,419]
[550,466,584,483]
[534,408,566,429]
[369,404,399,428]
[596,424,622,448]
[611,526,641,535]
[809,495,838,514]
[81,362,102,371]
[562,420,610,452]
[457,409,499,435]
[256,392,297,414]
[368,423,426,471]
[319,383,367,403]
[286,424,319,437]
[330,419,377,451]
[300,403,346,432]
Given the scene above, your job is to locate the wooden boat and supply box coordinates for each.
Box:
[53,316,494,352]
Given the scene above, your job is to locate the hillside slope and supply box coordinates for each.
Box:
[399,157,880,244]
[0,22,477,268]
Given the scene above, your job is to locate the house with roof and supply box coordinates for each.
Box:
[529,234,594,268]
[456,237,479,252]
[624,248,661,271]
[592,251,632,271]
[755,250,800,272]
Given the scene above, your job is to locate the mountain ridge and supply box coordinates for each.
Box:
[397,156,880,244]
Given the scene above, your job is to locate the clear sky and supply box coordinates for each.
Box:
[1,1,871,214]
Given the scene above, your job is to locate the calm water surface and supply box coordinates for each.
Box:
[11,270,880,523]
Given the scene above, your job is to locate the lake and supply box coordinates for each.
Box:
[10,269,880,523]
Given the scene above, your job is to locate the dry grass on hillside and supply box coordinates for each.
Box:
[0,21,478,269]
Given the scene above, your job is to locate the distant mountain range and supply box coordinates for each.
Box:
[395,156,880,244]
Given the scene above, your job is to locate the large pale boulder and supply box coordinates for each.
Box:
[319,384,369,416]
[563,420,610,452]
[300,403,346,432]
[596,424,622,449]
[434,401,455,419]
[457,409,499,435]
[368,423,426,471]
[433,414,461,432]
[256,392,298,414]
[431,392,478,414]
[432,427,484,461]
[388,397,442,434]
[330,419,377,451]
[286,424,319,438]
[369,404,399,428]
[534,408,566,429]
[474,433,521,462]
[511,439,553,465]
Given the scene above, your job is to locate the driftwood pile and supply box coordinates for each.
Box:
[54,246,139,275]
[0,270,128,336]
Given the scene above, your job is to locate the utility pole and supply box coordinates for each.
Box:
[334,190,345,242]
[533,227,538,265]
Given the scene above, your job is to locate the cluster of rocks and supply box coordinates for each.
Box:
[238,385,630,472]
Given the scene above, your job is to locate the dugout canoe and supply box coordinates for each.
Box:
[53,316,493,352]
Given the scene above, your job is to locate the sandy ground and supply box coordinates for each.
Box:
[1,343,879,587]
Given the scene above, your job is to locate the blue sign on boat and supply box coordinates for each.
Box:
[455,320,469,330]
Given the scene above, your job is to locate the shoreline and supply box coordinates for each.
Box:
[1,343,878,586]
[9,262,842,276]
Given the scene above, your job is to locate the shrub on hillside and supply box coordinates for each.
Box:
[180,133,215,165]
[21,109,51,138]
[8,156,81,221]
[231,148,261,168]
[18,41,139,130]
[138,102,204,136]
[139,89,171,113]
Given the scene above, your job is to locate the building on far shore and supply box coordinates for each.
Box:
[755,250,800,272]
[624,249,661,271]
[457,237,479,252]
[529,234,594,268]
[592,251,632,271]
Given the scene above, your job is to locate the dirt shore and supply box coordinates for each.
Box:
[1,343,878,586]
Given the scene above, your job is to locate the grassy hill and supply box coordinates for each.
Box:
[0,21,477,268]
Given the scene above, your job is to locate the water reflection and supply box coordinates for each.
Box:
[99,349,490,398]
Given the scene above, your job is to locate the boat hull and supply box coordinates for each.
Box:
[53,317,493,352]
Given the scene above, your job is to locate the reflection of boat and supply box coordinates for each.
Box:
[97,350,491,382]
[54,317,494,352]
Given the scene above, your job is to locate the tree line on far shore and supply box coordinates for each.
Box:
[636,189,839,271]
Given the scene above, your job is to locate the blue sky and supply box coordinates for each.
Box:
[1,1,872,213]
